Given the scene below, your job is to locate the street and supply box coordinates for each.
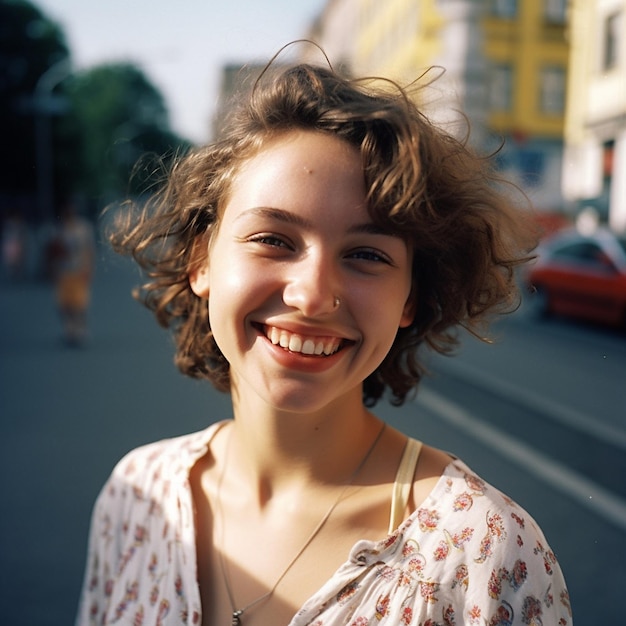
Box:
[405,315,626,626]
[1,244,624,625]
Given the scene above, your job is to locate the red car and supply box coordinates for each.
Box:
[525,228,626,328]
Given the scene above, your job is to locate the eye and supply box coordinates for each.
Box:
[347,248,392,264]
[247,234,291,249]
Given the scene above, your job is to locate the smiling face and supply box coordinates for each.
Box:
[190,130,415,414]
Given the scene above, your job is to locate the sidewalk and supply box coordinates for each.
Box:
[0,249,231,625]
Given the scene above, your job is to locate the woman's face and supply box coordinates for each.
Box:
[190,130,414,414]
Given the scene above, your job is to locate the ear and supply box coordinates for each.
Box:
[188,238,210,298]
[189,263,210,298]
[398,289,417,329]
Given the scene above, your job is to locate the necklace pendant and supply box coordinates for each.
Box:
[232,609,243,626]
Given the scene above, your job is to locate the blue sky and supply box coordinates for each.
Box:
[37,0,325,143]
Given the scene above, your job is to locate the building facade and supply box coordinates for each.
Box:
[302,0,359,74]
[354,0,476,134]
[562,0,626,232]
[481,0,569,212]
[307,0,570,214]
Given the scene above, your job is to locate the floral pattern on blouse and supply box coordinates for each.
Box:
[76,422,572,625]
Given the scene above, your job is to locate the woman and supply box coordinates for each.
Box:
[77,62,571,626]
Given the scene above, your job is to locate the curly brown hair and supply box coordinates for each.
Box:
[109,62,537,407]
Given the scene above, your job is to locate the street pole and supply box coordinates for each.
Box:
[33,59,71,223]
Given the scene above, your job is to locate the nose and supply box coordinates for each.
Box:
[282,251,340,317]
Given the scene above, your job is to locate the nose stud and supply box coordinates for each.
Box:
[333,296,341,309]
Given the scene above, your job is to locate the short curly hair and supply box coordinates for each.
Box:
[110,62,537,407]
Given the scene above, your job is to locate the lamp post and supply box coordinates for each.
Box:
[33,59,71,222]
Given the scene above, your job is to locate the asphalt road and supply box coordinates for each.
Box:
[1,245,624,625]
[405,313,626,626]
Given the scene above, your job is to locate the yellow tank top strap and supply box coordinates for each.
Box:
[388,437,423,534]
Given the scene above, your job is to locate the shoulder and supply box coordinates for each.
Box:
[94,425,221,519]
[410,458,555,560]
[78,427,218,625]
[398,458,572,623]
[111,428,210,479]
[86,426,221,579]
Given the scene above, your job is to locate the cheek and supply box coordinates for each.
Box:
[357,279,412,324]
[210,255,263,306]
[207,257,268,337]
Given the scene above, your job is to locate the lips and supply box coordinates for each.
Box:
[263,325,344,356]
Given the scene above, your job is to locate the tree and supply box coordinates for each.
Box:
[0,0,72,218]
[64,63,191,204]
[1,1,191,222]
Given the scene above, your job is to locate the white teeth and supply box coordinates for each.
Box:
[288,335,303,352]
[265,326,342,356]
[302,339,316,355]
[269,327,280,344]
[323,342,336,356]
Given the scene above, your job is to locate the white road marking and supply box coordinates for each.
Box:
[432,358,626,451]
[416,387,626,533]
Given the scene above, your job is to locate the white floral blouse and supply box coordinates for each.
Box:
[76,422,572,625]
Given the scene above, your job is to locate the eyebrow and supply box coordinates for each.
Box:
[236,207,400,237]
[236,207,309,227]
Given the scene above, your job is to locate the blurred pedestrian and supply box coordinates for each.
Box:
[51,202,95,346]
[76,59,571,625]
[1,209,28,281]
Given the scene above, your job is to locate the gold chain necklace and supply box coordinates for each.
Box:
[215,421,386,626]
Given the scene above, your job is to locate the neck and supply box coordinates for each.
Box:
[226,385,382,502]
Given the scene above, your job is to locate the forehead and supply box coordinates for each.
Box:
[222,130,367,222]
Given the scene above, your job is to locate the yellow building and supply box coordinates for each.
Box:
[562,0,626,231]
[483,0,568,139]
[480,0,569,212]
[310,0,570,212]
[355,0,441,81]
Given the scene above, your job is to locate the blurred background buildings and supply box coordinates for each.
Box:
[562,0,626,233]
[215,0,625,234]
[1,0,625,282]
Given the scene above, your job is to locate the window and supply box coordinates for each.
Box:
[540,66,565,114]
[603,11,623,70]
[544,0,567,24]
[489,65,513,111]
[490,0,517,18]
[552,241,615,271]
